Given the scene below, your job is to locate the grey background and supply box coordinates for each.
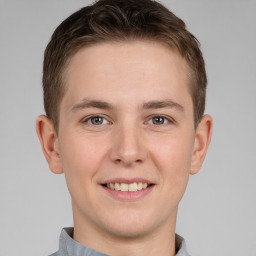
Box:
[0,0,255,255]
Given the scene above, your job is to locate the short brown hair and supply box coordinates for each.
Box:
[43,0,207,132]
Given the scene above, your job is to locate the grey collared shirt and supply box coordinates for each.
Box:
[50,227,190,256]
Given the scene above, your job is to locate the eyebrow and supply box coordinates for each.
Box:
[142,99,184,112]
[71,99,184,112]
[71,99,113,112]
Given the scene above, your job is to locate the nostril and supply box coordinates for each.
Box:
[115,159,122,163]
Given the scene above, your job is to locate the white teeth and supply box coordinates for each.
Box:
[142,183,147,189]
[106,182,150,192]
[137,182,142,190]
[120,183,129,192]
[128,183,137,192]
[114,183,121,190]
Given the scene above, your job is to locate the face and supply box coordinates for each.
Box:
[53,41,205,239]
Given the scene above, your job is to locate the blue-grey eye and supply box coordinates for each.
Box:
[152,116,165,125]
[148,116,170,125]
[89,116,106,125]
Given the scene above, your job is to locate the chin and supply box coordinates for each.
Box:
[102,210,157,239]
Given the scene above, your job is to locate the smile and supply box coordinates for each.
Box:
[101,179,155,201]
[104,182,150,192]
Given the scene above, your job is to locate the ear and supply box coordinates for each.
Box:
[190,114,213,175]
[36,115,63,174]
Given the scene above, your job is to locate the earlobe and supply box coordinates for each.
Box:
[190,114,213,175]
[36,115,63,174]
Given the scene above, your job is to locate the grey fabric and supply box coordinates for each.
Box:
[176,234,191,256]
[49,227,190,256]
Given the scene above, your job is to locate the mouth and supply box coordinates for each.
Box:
[102,182,154,192]
[100,178,155,200]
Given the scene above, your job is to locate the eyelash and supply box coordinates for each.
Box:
[82,114,174,127]
[82,115,110,126]
[147,115,174,126]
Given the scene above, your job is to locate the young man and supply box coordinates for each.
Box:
[36,0,212,255]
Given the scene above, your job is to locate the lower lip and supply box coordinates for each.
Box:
[101,185,155,201]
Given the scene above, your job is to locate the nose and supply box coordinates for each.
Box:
[109,122,148,166]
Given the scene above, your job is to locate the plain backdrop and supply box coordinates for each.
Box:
[0,0,256,255]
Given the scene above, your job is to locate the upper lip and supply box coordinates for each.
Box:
[101,178,155,185]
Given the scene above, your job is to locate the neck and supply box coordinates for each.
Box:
[72,205,178,256]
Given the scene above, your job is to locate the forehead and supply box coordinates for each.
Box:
[66,40,188,79]
[61,40,191,111]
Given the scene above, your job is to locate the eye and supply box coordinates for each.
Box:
[83,115,109,125]
[148,115,172,125]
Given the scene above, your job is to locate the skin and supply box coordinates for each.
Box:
[36,41,212,256]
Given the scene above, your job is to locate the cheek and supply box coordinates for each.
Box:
[60,131,107,169]
[149,133,194,197]
[151,133,194,172]
[58,132,108,195]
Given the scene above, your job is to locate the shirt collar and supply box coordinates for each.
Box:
[175,234,191,256]
[51,227,190,256]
